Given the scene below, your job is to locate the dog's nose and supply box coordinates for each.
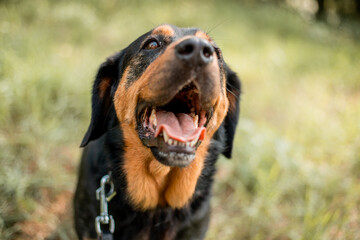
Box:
[175,37,214,65]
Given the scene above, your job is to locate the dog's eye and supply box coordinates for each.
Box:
[144,40,160,50]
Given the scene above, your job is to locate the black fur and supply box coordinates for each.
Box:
[80,51,125,147]
[74,25,241,240]
[222,65,242,158]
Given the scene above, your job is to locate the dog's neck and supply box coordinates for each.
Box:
[121,129,210,210]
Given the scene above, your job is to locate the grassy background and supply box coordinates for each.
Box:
[1,0,360,239]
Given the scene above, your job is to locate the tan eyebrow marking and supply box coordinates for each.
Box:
[152,25,175,37]
[195,30,212,41]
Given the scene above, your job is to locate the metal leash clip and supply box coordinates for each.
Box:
[95,174,117,239]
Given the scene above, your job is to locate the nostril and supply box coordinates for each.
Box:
[177,44,194,56]
[202,46,213,59]
[175,38,213,65]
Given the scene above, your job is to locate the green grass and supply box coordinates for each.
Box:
[1,0,360,239]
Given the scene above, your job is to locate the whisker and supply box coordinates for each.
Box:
[206,18,232,36]
[226,87,240,100]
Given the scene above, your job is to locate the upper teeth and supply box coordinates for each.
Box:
[162,130,199,148]
[193,115,198,127]
[149,108,157,128]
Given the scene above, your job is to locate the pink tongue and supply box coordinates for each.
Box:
[155,111,206,142]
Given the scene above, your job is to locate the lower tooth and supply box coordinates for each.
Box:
[191,139,198,147]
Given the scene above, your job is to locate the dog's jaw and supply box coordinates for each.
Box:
[137,83,210,167]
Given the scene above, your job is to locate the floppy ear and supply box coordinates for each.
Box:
[80,51,124,147]
[222,64,241,158]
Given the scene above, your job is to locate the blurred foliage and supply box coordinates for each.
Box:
[0,0,360,239]
[245,0,360,21]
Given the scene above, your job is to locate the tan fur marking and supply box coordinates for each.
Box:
[98,78,111,99]
[164,141,209,208]
[148,160,171,206]
[195,30,212,41]
[114,77,163,210]
[152,24,175,37]
[122,130,160,210]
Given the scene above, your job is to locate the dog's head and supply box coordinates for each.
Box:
[81,24,241,209]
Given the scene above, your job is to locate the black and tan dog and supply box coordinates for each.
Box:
[74,24,241,240]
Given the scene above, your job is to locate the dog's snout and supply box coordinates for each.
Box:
[175,37,214,65]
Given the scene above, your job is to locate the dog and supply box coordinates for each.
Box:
[74,24,241,240]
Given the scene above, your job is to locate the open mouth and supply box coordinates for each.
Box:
[137,83,211,167]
